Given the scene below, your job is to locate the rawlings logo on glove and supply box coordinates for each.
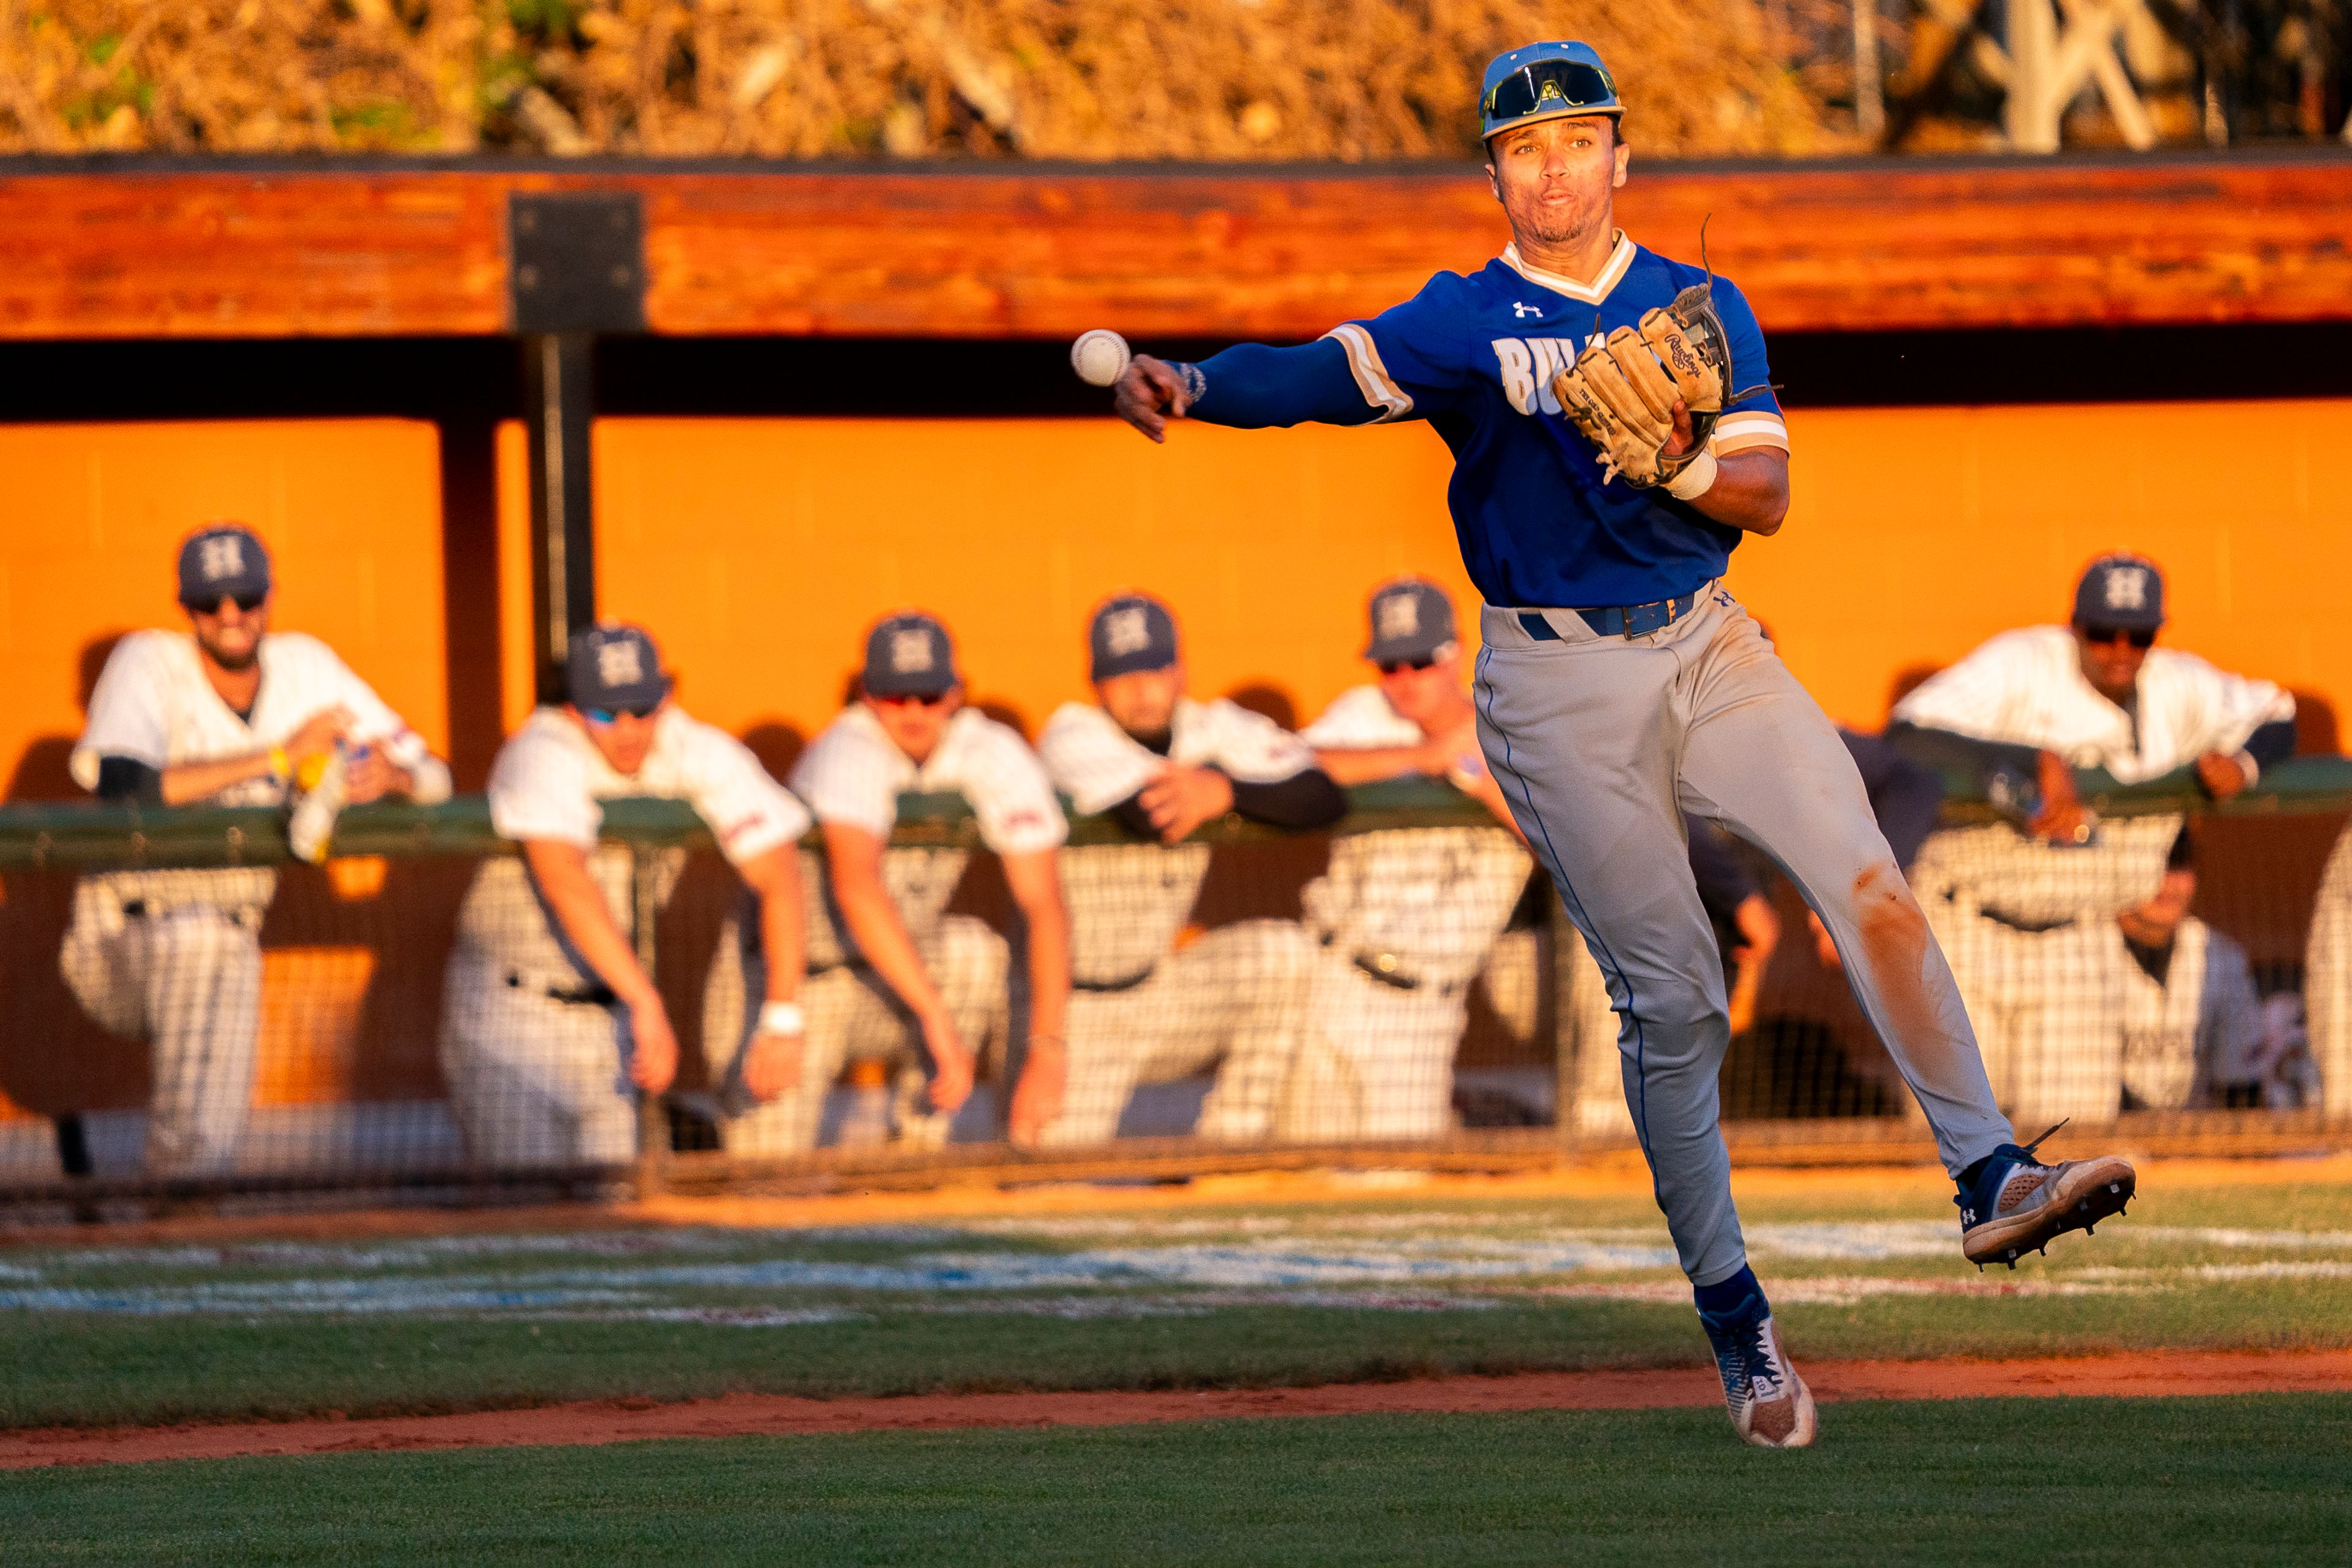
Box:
[1551,282,1732,489]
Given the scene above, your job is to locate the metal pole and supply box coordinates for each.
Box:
[522,331,597,705]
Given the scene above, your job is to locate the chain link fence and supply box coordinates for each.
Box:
[2,764,2348,1218]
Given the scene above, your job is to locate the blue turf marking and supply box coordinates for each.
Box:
[1472,643,1658,1178]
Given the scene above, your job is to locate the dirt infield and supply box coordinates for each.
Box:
[7,1350,2349,1470]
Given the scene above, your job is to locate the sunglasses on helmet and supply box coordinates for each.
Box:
[1483,61,1618,126]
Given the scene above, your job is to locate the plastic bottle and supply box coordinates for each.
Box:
[288,743,352,865]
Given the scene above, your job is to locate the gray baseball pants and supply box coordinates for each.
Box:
[1475,587,2015,1286]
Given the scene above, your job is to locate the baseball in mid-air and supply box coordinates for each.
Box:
[1070,328,1132,388]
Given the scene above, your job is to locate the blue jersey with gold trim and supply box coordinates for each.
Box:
[1188,233,1787,610]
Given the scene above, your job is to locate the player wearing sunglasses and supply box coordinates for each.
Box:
[439,622,811,1168]
[1032,593,1343,1147]
[715,612,1071,1153]
[1890,555,2296,1129]
[62,523,451,1181]
[1275,578,1535,1141]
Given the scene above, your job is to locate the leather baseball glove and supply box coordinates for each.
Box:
[1551,282,1732,489]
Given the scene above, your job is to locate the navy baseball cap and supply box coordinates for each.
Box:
[2073,554,2165,631]
[1480,42,1622,141]
[862,612,960,698]
[1364,578,1459,665]
[567,622,672,713]
[176,523,272,609]
[1088,593,1181,682]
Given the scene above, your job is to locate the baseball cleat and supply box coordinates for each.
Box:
[1958,1120,2136,1270]
[1702,1311,1817,1449]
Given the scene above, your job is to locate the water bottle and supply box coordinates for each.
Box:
[288,743,351,865]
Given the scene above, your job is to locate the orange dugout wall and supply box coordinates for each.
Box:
[2,398,2345,1121]
[5,398,2349,799]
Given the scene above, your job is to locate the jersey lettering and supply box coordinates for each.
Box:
[1526,338,1569,416]
[1491,337,1536,415]
[1488,337,1606,417]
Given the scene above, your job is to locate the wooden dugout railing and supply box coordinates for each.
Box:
[4,149,2351,342]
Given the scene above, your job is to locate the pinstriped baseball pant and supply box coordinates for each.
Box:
[437,951,641,1168]
[703,909,1009,1155]
[60,897,263,1177]
[1475,590,2015,1286]
[2307,827,2352,1118]
[1042,920,1316,1147]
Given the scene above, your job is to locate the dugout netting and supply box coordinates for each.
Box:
[2,764,2348,1216]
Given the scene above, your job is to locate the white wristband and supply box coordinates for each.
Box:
[758,1001,805,1036]
[1664,448,1720,501]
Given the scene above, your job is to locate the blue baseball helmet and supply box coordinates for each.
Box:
[1479,42,1623,142]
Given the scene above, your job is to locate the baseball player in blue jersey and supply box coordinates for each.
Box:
[1109,40,2136,1447]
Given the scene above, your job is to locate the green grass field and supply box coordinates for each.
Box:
[4,1170,2348,1430]
[6,1395,2351,1565]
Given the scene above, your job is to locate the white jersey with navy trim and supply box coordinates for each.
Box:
[72,629,443,806]
[1299,684,1529,988]
[792,704,1066,855]
[61,628,448,1177]
[1039,697,1317,817]
[1299,684,1423,750]
[1892,626,2293,783]
[488,705,810,866]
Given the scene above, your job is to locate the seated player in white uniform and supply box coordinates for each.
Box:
[1036,593,1344,1145]
[439,623,809,1167]
[2108,854,2264,1110]
[705,612,1071,1153]
[1890,554,2293,1125]
[63,523,451,1176]
[1285,578,1536,1140]
[2312,835,2352,1116]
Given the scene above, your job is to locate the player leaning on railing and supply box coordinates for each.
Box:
[62,524,451,1178]
[438,623,809,1169]
[1889,555,2297,1126]
[1287,578,1536,1142]
[1106,40,2139,1449]
[729,612,1072,1152]
[1035,592,1340,1146]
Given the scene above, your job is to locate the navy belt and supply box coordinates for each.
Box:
[1519,590,1701,643]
